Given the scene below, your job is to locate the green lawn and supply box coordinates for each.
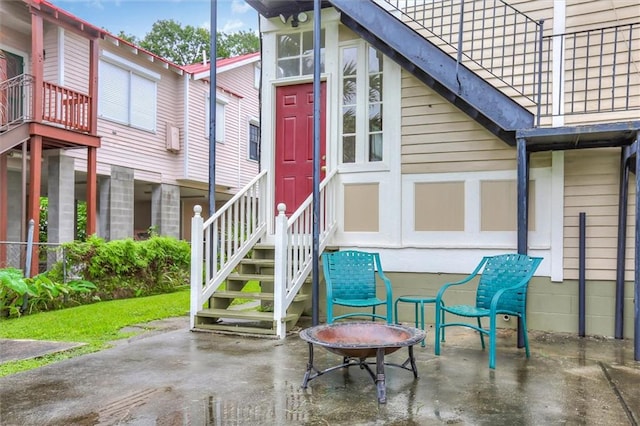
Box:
[0,281,263,377]
[0,289,190,377]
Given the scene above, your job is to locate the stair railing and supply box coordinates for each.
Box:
[190,169,268,329]
[273,169,338,338]
[376,0,544,122]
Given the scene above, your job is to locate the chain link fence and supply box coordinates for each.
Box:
[0,241,68,279]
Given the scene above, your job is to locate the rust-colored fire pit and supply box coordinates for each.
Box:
[299,322,426,403]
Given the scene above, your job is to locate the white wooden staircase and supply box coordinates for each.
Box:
[190,170,338,338]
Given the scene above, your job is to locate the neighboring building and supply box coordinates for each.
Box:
[190,0,639,346]
[0,0,260,270]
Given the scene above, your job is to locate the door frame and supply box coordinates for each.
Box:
[265,76,334,237]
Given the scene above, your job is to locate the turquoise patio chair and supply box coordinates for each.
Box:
[323,250,393,324]
[434,253,543,369]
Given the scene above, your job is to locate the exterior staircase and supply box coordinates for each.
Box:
[193,244,313,336]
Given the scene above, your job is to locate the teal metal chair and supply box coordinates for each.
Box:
[434,253,543,369]
[323,250,393,324]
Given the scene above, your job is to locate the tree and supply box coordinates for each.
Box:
[217,31,260,58]
[139,19,210,66]
[129,20,260,66]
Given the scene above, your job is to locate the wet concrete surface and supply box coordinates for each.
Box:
[0,316,638,425]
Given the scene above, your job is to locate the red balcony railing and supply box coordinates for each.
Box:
[42,81,91,132]
[0,74,91,133]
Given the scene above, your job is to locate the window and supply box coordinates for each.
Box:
[205,95,226,142]
[98,58,157,131]
[249,122,260,161]
[340,43,384,164]
[277,30,325,78]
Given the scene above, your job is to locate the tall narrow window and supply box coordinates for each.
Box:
[339,43,384,164]
[249,122,260,161]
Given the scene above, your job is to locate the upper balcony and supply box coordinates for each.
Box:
[0,72,99,155]
[1,74,91,133]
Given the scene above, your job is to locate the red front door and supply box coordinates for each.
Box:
[275,82,326,215]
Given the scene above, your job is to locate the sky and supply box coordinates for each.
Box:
[49,0,260,39]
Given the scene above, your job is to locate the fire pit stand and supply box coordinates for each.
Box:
[299,322,426,404]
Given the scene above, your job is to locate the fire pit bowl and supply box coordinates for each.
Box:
[299,322,426,403]
[300,321,425,358]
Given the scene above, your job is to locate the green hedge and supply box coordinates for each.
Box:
[49,235,191,301]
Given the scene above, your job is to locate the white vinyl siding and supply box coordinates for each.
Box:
[98,58,157,131]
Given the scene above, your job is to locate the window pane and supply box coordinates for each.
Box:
[98,61,128,123]
[369,133,383,162]
[343,135,356,163]
[342,77,357,105]
[368,47,383,73]
[369,104,382,132]
[342,106,356,133]
[249,123,260,161]
[278,34,300,58]
[342,47,357,76]
[130,73,156,131]
[303,31,314,54]
[369,75,382,102]
[216,102,225,142]
[277,58,300,78]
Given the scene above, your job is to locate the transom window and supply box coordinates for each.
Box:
[340,43,384,164]
[277,30,325,78]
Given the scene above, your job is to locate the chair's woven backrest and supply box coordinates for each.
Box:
[324,250,378,300]
[475,254,542,313]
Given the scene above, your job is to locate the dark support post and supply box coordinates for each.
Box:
[615,147,630,339]
[311,0,322,326]
[208,0,218,216]
[516,137,529,348]
[634,137,639,361]
[578,212,586,337]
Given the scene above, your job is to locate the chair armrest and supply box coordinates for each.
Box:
[435,257,490,302]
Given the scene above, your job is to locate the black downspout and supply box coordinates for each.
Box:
[516,137,529,348]
[578,212,586,337]
[615,147,630,339]
[634,137,639,361]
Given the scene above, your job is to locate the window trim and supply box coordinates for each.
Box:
[248,119,260,162]
[205,93,229,143]
[338,40,390,171]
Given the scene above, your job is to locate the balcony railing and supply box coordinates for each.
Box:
[0,74,34,131]
[42,81,91,132]
[1,73,91,133]
[540,23,639,117]
[379,0,638,123]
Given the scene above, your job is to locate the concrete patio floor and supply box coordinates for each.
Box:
[0,316,638,425]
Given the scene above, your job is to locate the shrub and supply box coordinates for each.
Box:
[49,235,191,301]
[0,268,96,317]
